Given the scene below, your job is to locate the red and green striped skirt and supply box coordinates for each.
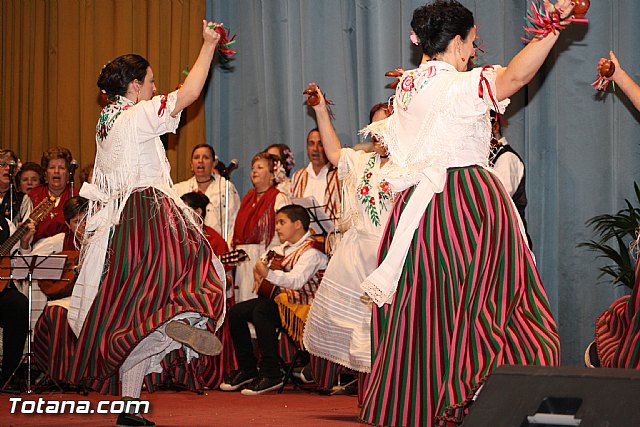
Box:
[595,260,640,368]
[66,188,225,395]
[360,166,560,426]
[34,305,77,383]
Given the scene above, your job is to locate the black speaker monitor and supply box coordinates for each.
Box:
[462,365,640,427]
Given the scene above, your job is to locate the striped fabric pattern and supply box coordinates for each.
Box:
[309,355,344,390]
[291,167,342,221]
[66,189,225,395]
[360,167,560,426]
[33,305,77,383]
[595,260,640,368]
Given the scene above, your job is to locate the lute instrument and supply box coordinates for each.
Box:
[0,196,57,292]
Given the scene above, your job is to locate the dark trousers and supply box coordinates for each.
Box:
[228,296,282,378]
[0,285,28,378]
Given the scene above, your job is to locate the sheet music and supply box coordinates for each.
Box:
[10,255,67,281]
[290,196,335,234]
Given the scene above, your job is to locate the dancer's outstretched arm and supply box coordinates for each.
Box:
[600,51,640,112]
[495,0,574,101]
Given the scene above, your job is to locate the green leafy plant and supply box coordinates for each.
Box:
[579,182,640,289]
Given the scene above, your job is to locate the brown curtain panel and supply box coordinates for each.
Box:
[0,0,207,182]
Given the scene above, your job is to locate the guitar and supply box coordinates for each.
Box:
[0,196,57,292]
[255,250,284,299]
[219,249,249,266]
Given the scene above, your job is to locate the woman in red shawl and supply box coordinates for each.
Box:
[28,147,80,242]
[232,152,290,303]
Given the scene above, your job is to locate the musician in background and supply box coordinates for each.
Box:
[15,162,45,195]
[0,149,31,225]
[22,196,87,384]
[220,204,327,395]
[232,152,290,303]
[290,129,341,253]
[0,214,36,388]
[173,144,240,240]
[28,147,80,242]
[181,192,229,258]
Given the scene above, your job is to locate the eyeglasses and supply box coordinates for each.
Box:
[0,163,12,168]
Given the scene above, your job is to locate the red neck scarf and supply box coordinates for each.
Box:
[233,186,280,247]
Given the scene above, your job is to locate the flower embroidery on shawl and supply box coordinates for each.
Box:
[96,96,134,142]
[356,155,391,227]
[397,66,436,110]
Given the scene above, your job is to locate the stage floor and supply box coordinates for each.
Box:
[0,386,361,426]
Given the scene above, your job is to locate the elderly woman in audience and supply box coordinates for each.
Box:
[0,149,31,224]
[16,162,45,195]
[174,144,240,240]
[29,147,80,242]
[232,152,290,303]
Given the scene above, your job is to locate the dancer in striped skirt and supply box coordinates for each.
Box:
[358,1,575,425]
[66,21,226,427]
[593,53,640,369]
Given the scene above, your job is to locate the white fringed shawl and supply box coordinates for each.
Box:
[359,62,515,307]
[68,92,225,335]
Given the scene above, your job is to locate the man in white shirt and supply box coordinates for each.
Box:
[290,129,341,227]
[220,204,327,395]
[488,112,531,246]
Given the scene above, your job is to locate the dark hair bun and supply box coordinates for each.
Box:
[411,0,474,57]
[97,54,150,98]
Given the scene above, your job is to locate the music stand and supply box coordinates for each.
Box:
[0,253,67,394]
[290,197,335,236]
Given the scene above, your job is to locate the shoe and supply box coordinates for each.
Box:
[292,363,315,384]
[219,369,258,391]
[240,374,284,395]
[116,413,155,426]
[329,378,358,396]
[585,340,601,368]
[166,321,222,356]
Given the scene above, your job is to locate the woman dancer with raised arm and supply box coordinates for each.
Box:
[358,1,575,425]
[303,92,393,395]
[67,20,226,427]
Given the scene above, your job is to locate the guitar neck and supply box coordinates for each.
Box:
[0,219,29,256]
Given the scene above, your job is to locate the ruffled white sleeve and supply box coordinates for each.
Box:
[453,66,510,116]
[134,90,182,141]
